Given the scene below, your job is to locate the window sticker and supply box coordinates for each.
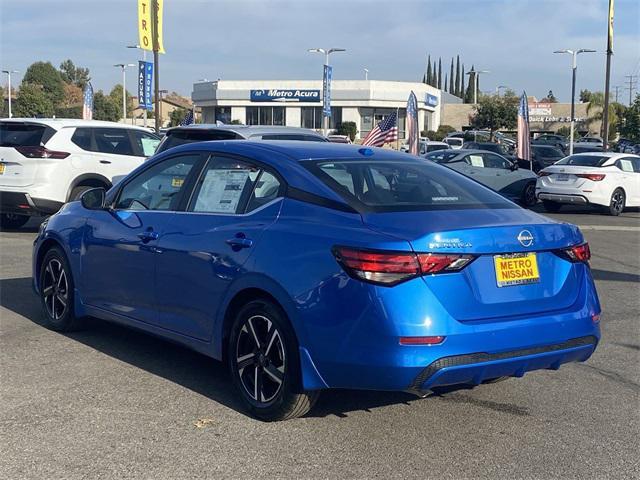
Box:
[194,169,250,213]
[469,155,484,167]
[141,137,160,156]
[619,159,634,172]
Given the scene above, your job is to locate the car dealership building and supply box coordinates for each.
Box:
[192,80,448,140]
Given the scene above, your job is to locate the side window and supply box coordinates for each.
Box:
[246,171,282,213]
[131,130,161,157]
[190,157,260,214]
[616,158,635,173]
[71,128,92,150]
[93,128,135,156]
[632,158,640,173]
[115,154,200,211]
[318,163,355,194]
[483,153,509,169]
[466,154,484,167]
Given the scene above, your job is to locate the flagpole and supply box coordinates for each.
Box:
[152,0,160,133]
[396,107,400,150]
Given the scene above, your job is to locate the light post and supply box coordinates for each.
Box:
[114,63,135,123]
[158,89,168,128]
[364,68,369,81]
[554,49,596,155]
[308,48,346,136]
[2,70,19,118]
[127,45,148,127]
[495,85,508,96]
[466,69,490,104]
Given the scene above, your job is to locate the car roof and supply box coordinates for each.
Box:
[0,118,154,132]
[165,124,325,138]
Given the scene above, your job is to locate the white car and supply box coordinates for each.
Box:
[536,152,640,215]
[0,119,160,228]
[401,140,450,154]
[443,137,464,149]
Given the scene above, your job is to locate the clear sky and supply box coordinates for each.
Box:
[1,0,638,103]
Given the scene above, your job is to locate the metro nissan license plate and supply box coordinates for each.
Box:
[494,252,540,287]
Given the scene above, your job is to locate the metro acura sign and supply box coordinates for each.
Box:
[250,89,320,102]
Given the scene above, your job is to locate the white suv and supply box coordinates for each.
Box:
[0,119,160,228]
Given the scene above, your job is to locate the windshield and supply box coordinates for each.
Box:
[555,155,609,167]
[424,151,460,163]
[304,159,516,212]
[0,122,54,147]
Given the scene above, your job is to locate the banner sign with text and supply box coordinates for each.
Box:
[250,89,320,102]
[138,61,153,110]
[425,93,439,107]
[138,0,165,53]
[323,65,332,117]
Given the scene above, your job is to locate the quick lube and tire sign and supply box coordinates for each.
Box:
[250,89,320,102]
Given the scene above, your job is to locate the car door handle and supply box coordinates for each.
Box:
[226,236,253,250]
[138,230,159,243]
[100,160,112,164]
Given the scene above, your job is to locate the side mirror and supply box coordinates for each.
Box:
[80,188,106,210]
[510,162,518,171]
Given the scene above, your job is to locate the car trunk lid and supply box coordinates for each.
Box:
[0,122,57,187]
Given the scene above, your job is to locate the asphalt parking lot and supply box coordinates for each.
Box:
[1,208,639,479]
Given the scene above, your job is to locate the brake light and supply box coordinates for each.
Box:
[14,146,70,159]
[333,247,475,285]
[556,242,591,263]
[538,171,551,177]
[399,336,445,345]
[576,173,605,181]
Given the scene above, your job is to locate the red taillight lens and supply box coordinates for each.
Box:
[556,242,591,263]
[399,336,445,345]
[15,146,70,159]
[333,247,474,285]
[538,171,551,177]
[576,173,606,181]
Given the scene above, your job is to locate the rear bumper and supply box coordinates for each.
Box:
[537,192,589,204]
[409,335,596,391]
[0,191,63,216]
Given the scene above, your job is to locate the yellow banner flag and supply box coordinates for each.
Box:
[138,0,165,53]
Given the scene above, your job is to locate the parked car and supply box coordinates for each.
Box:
[156,125,327,154]
[33,141,601,420]
[425,149,538,206]
[0,119,160,229]
[327,135,352,144]
[572,144,603,154]
[532,134,569,153]
[536,152,640,215]
[399,138,445,153]
[518,145,565,172]
[575,136,604,148]
[462,141,510,157]
[443,137,464,149]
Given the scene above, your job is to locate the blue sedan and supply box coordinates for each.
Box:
[32,141,601,421]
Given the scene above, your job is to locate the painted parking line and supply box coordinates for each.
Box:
[577,225,640,232]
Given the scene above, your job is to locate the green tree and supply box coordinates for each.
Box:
[437,58,442,89]
[59,59,91,88]
[465,66,476,103]
[545,90,558,103]
[470,93,518,139]
[455,56,461,97]
[556,126,572,137]
[432,60,437,87]
[109,84,133,120]
[449,58,454,94]
[336,121,357,140]
[579,89,593,103]
[586,91,622,140]
[22,61,65,107]
[426,55,432,85]
[618,94,640,142]
[169,107,188,127]
[14,83,55,117]
[93,90,121,122]
[444,73,448,93]
[460,64,465,98]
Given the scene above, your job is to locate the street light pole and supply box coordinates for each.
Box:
[127,45,147,127]
[364,68,369,81]
[308,47,346,137]
[554,49,596,155]
[2,70,18,118]
[495,85,508,96]
[114,64,135,123]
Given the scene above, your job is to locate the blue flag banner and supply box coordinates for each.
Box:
[138,61,153,110]
[323,64,332,117]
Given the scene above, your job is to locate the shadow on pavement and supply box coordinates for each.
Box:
[1,276,475,420]
[591,269,640,283]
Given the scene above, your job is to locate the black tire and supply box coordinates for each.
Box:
[228,299,319,421]
[39,246,84,332]
[542,200,562,213]
[608,188,625,216]
[0,213,29,229]
[521,182,537,207]
[69,185,94,201]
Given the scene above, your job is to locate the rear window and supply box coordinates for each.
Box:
[0,122,55,147]
[304,159,516,212]
[556,155,609,167]
[257,134,327,142]
[156,129,240,153]
[425,151,461,163]
[425,144,449,153]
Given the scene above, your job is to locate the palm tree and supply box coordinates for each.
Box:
[586,92,623,141]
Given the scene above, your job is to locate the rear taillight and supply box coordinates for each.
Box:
[555,242,591,263]
[14,146,70,159]
[333,247,475,286]
[576,173,605,181]
[538,171,551,177]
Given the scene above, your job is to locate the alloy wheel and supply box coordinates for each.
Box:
[235,315,286,404]
[611,190,625,214]
[524,183,536,206]
[42,258,69,321]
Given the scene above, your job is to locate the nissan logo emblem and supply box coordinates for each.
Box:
[517,230,534,247]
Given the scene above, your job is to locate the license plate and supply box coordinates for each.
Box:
[0,163,5,175]
[494,252,540,287]
[555,173,569,181]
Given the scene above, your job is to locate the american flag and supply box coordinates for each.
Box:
[179,109,195,126]
[517,92,531,167]
[82,83,93,120]
[406,91,419,155]
[361,111,398,147]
